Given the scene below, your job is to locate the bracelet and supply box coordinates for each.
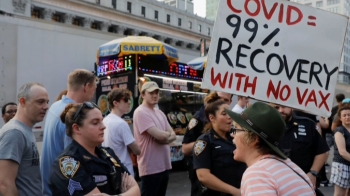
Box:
[309,170,318,177]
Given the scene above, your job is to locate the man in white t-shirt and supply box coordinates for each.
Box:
[102,88,140,177]
[232,96,249,114]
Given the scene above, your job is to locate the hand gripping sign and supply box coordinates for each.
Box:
[201,0,348,117]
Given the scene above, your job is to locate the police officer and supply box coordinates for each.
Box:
[192,93,246,196]
[272,104,329,191]
[182,92,233,196]
[49,102,140,196]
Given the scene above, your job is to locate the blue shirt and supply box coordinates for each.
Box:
[40,96,75,196]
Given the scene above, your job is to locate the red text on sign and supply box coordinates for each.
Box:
[210,67,257,95]
[266,80,330,111]
[227,0,316,27]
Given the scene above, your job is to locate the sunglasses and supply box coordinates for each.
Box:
[73,102,99,122]
[231,127,246,135]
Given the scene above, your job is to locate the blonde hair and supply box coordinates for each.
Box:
[68,69,97,91]
[233,122,281,157]
[233,122,257,145]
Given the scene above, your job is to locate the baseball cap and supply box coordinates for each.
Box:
[141,81,159,92]
[342,98,350,104]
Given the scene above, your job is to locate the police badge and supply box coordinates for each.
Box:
[59,156,80,178]
[188,119,198,130]
[194,140,207,156]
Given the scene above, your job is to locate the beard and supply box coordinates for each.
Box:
[280,112,292,122]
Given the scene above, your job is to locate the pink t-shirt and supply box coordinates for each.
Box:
[133,105,172,176]
[241,155,315,196]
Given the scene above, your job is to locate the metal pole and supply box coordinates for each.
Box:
[135,54,139,98]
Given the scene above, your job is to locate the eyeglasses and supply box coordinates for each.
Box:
[73,102,99,122]
[231,127,246,135]
[5,110,17,114]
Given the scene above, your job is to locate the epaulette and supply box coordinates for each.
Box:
[293,113,317,124]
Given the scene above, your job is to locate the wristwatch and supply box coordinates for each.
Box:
[309,170,318,177]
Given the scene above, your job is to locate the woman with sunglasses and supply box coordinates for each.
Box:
[49,102,140,196]
[192,93,246,196]
[227,102,315,196]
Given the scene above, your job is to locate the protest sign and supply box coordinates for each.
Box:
[201,0,348,116]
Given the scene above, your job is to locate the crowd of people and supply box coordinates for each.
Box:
[0,68,349,196]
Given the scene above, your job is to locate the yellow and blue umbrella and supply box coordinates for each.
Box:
[187,56,207,70]
[97,36,179,64]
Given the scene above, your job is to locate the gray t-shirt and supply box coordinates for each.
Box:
[0,119,41,195]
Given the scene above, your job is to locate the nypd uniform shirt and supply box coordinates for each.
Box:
[49,140,129,196]
[193,129,246,195]
[278,114,329,173]
[182,106,207,146]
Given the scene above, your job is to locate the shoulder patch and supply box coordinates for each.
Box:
[188,118,198,130]
[194,140,207,156]
[59,156,80,179]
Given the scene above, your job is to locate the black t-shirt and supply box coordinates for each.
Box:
[279,114,329,173]
[331,105,339,121]
[193,129,246,195]
[333,126,350,165]
[49,140,129,196]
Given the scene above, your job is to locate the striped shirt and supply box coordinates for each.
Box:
[241,155,315,196]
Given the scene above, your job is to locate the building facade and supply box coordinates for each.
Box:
[206,0,219,21]
[291,0,350,84]
[0,0,214,128]
[162,0,194,13]
[1,0,213,51]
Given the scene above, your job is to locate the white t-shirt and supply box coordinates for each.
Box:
[102,114,135,177]
[232,104,245,114]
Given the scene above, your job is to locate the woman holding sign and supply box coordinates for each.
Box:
[227,102,315,196]
[192,93,246,196]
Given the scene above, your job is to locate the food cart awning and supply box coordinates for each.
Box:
[187,56,207,70]
[97,36,179,64]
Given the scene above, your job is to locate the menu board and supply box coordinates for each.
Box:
[95,73,136,122]
[96,55,134,77]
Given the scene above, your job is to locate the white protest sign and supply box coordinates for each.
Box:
[202,0,348,117]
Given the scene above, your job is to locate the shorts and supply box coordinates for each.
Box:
[330,162,350,188]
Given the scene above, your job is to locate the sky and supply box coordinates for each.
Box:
[158,0,206,17]
[193,0,206,17]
